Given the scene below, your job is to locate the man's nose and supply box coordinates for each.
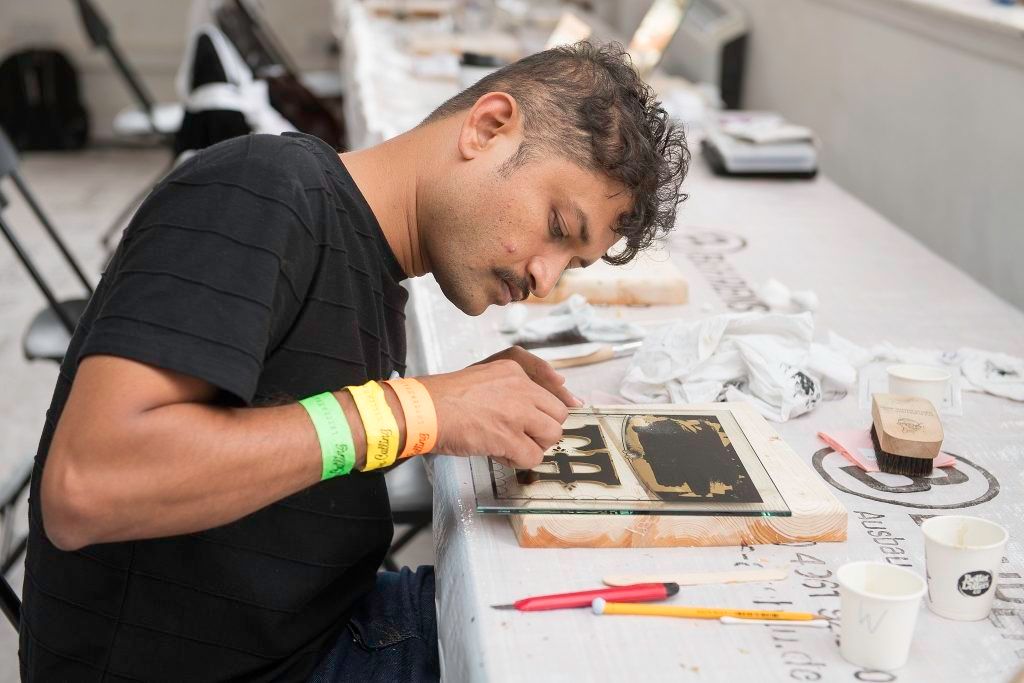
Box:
[526,256,565,299]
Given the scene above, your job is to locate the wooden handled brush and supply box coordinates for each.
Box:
[870,394,943,476]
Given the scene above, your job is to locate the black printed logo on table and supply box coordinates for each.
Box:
[675,229,767,313]
[958,571,993,597]
[675,230,748,255]
[812,448,999,510]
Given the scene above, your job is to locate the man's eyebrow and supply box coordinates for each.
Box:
[570,200,590,245]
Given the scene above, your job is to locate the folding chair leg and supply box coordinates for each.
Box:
[382,521,430,572]
[0,214,78,334]
[11,173,93,295]
[0,572,20,630]
[0,462,30,630]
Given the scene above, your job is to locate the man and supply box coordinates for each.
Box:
[20,42,688,681]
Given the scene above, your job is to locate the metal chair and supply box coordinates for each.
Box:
[0,127,94,364]
[214,0,347,150]
[0,460,32,630]
[0,126,94,630]
[72,0,179,142]
[172,23,296,158]
[71,0,181,250]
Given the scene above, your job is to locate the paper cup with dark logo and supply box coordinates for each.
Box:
[921,515,1008,621]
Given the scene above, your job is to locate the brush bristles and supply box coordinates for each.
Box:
[870,425,935,476]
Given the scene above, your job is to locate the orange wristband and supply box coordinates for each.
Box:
[385,378,437,458]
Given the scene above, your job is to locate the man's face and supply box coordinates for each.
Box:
[427,151,631,316]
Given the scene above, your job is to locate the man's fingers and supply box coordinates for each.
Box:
[529,385,570,423]
[509,434,545,469]
[532,367,580,407]
[522,355,582,407]
[549,382,583,408]
[533,361,566,386]
[528,375,582,409]
[482,348,582,407]
[520,351,565,385]
[524,411,563,452]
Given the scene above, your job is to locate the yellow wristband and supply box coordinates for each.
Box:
[347,380,400,471]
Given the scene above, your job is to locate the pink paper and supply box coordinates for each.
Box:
[817,430,955,473]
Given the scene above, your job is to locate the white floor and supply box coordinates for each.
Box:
[0,145,433,679]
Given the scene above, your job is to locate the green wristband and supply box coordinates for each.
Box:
[299,392,356,479]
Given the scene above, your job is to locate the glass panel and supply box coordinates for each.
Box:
[471,406,790,517]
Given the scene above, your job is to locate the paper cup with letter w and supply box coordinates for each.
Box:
[837,561,927,670]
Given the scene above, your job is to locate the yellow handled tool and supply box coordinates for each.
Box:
[591,598,819,621]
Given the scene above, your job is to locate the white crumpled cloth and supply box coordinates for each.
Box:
[620,312,856,422]
[504,294,646,344]
[829,333,1024,402]
[175,23,295,136]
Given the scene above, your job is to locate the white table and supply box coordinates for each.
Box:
[334,4,1024,680]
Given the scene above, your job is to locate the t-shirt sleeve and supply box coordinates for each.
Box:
[80,140,321,404]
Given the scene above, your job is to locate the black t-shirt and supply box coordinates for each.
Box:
[19,132,409,681]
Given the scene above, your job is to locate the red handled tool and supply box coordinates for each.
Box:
[491,583,679,611]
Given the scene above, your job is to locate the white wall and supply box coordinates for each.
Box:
[0,0,334,140]
[4,0,1022,308]
[601,0,1024,311]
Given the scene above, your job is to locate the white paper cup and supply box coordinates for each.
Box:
[922,515,1008,621]
[886,364,951,406]
[837,561,927,670]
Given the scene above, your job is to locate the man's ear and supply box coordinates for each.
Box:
[457,92,519,161]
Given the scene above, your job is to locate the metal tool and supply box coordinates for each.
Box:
[592,599,821,622]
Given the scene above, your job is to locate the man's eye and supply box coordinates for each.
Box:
[549,212,565,240]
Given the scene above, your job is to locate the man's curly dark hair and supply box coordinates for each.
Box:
[424,41,689,265]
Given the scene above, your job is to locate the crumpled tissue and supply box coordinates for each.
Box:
[620,312,856,422]
[756,277,819,313]
[829,333,1024,402]
[503,294,646,345]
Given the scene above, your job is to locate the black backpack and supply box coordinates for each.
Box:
[0,48,90,150]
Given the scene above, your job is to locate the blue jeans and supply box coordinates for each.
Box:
[308,566,439,683]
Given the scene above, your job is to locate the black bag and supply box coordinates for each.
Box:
[0,49,90,150]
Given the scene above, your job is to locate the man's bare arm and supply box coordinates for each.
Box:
[40,355,390,550]
[41,350,570,551]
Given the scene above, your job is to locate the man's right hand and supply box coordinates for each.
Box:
[417,359,569,469]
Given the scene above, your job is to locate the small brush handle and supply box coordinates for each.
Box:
[515,583,676,611]
[549,346,615,369]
